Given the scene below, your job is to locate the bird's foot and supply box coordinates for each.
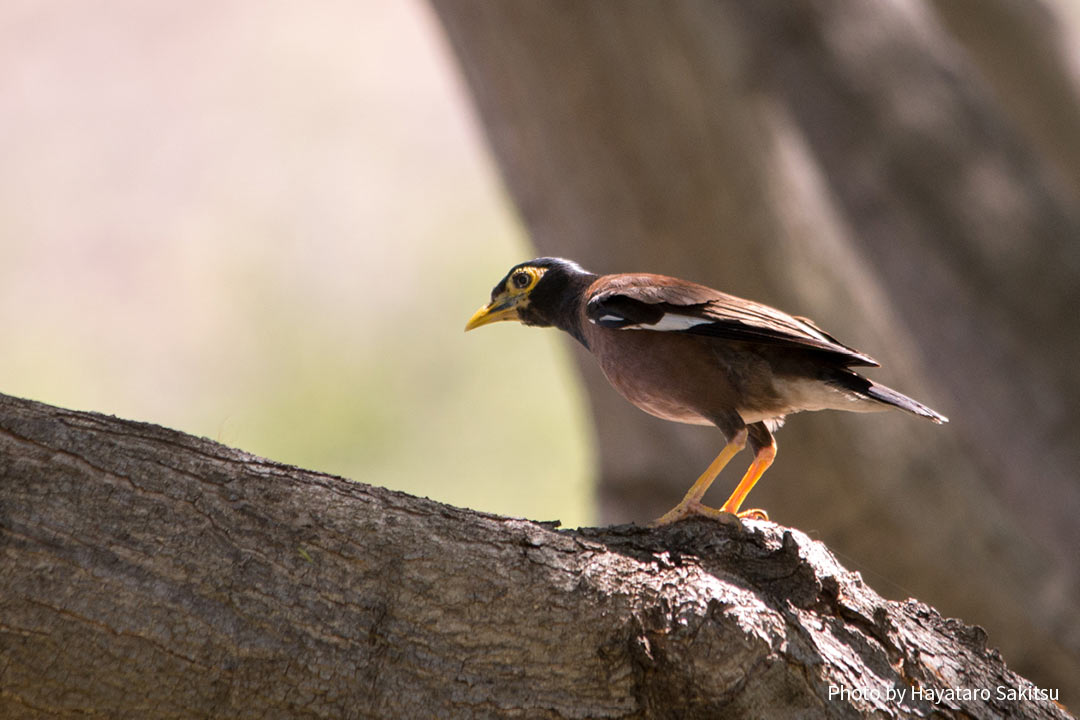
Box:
[734,507,769,521]
[650,500,742,527]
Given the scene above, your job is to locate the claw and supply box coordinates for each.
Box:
[650,500,742,527]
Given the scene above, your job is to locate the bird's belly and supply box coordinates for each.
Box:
[738,376,879,424]
[617,390,716,426]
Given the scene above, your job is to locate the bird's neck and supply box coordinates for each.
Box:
[549,272,596,348]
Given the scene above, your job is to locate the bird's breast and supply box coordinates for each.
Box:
[582,324,758,427]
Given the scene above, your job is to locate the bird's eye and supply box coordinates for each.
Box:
[512,271,531,289]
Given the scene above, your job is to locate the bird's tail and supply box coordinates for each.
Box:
[863,379,948,424]
[835,371,948,424]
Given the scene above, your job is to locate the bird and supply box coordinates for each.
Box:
[465,257,947,525]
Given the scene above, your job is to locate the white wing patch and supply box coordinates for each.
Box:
[614,311,830,343]
[624,313,713,331]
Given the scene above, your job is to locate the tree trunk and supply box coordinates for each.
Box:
[428,0,1080,704]
[0,393,1071,718]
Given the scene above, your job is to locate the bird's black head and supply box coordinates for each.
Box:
[464,257,595,336]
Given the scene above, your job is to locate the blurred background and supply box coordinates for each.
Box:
[3,0,1079,704]
[0,0,594,527]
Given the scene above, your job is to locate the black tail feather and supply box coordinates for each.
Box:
[864,380,948,424]
[835,371,948,423]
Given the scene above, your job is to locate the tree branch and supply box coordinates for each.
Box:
[0,393,1070,718]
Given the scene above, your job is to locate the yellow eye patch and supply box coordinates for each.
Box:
[505,266,546,295]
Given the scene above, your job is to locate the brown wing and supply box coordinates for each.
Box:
[585,273,879,367]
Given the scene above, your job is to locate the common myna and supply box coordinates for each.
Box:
[465,257,947,525]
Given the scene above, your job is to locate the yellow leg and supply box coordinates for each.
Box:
[719,439,776,520]
[651,429,747,526]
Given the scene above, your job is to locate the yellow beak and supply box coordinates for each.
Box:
[464,298,521,331]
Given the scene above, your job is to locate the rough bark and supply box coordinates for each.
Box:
[428,0,1080,704]
[0,394,1072,719]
